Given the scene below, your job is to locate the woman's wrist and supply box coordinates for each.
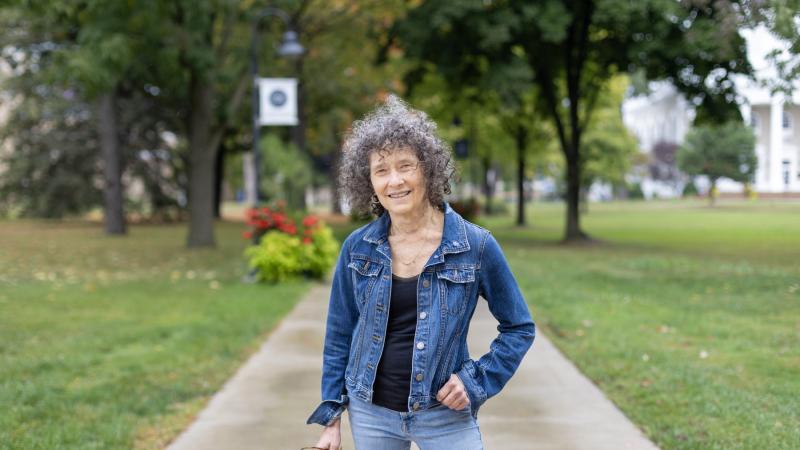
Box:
[326,417,341,428]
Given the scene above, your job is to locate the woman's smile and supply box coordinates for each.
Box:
[388,190,411,199]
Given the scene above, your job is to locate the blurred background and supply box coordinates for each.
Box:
[0,1,798,449]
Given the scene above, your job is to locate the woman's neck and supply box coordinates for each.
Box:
[389,203,443,238]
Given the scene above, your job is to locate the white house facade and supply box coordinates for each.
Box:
[621,82,693,199]
[622,26,800,197]
[740,87,800,194]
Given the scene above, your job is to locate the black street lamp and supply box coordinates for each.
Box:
[250,7,305,208]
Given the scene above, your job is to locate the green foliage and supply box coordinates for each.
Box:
[259,134,312,209]
[677,122,757,185]
[0,82,102,218]
[394,0,756,239]
[747,0,800,94]
[626,182,645,200]
[682,180,699,197]
[245,231,304,283]
[581,76,640,188]
[0,1,186,219]
[300,225,339,279]
[244,222,339,283]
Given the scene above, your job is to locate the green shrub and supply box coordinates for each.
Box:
[244,215,339,283]
[627,182,645,199]
[682,180,699,197]
[245,231,304,282]
[300,225,339,279]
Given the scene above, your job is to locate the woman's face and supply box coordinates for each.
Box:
[369,146,427,217]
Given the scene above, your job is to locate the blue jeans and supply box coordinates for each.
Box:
[347,394,483,450]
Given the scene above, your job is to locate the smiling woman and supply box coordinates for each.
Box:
[337,96,455,218]
[370,148,426,220]
[306,96,536,450]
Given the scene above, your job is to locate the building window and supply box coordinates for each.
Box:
[783,111,792,129]
[749,113,758,128]
[783,160,790,185]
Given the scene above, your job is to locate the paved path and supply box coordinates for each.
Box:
[167,282,659,450]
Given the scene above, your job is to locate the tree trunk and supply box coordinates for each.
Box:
[483,156,494,215]
[516,127,527,226]
[213,140,225,219]
[564,147,586,240]
[532,0,593,242]
[186,72,217,248]
[97,91,126,235]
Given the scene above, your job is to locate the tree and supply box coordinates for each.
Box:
[677,121,756,205]
[391,0,753,241]
[397,17,549,226]
[580,75,640,203]
[748,0,800,94]
[0,1,184,224]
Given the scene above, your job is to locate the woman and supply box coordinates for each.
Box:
[307,96,535,450]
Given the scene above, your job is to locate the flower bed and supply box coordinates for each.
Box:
[243,202,338,282]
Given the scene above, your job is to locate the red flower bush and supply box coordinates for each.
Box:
[243,202,338,283]
[243,202,322,245]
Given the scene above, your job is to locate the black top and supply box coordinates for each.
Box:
[371,273,419,412]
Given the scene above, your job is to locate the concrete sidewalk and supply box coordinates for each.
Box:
[167,282,659,450]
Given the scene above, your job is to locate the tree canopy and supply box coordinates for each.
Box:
[677,121,757,204]
[391,0,753,241]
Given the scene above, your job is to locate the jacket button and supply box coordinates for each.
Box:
[416,342,425,350]
[412,401,420,410]
[422,279,430,288]
[416,373,423,381]
[419,311,427,320]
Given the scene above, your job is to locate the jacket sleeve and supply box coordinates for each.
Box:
[456,231,535,409]
[306,236,359,426]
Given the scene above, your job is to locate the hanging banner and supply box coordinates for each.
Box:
[257,78,298,126]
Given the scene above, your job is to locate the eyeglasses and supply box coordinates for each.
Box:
[370,160,422,179]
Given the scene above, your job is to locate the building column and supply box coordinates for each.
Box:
[769,95,784,192]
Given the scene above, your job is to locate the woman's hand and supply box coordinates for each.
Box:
[436,374,470,410]
[312,418,342,450]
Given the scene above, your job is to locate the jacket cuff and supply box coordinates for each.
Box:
[456,359,488,408]
[306,394,349,426]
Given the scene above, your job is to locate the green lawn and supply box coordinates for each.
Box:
[0,220,311,450]
[479,199,799,450]
[3,200,797,450]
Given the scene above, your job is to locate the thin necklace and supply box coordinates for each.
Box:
[398,241,426,266]
[391,227,430,266]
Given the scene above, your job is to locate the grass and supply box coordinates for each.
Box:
[2,199,797,449]
[0,220,311,450]
[477,199,800,450]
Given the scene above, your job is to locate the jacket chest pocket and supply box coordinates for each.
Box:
[436,267,475,317]
[348,259,382,308]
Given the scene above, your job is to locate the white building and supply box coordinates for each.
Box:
[622,26,800,197]
[621,82,693,199]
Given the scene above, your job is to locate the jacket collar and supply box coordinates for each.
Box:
[362,202,470,265]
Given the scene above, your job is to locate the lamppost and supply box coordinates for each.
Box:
[250,7,304,207]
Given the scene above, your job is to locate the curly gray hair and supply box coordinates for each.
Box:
[339,95,456,217]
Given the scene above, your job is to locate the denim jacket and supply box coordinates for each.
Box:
[307,203,535,426]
